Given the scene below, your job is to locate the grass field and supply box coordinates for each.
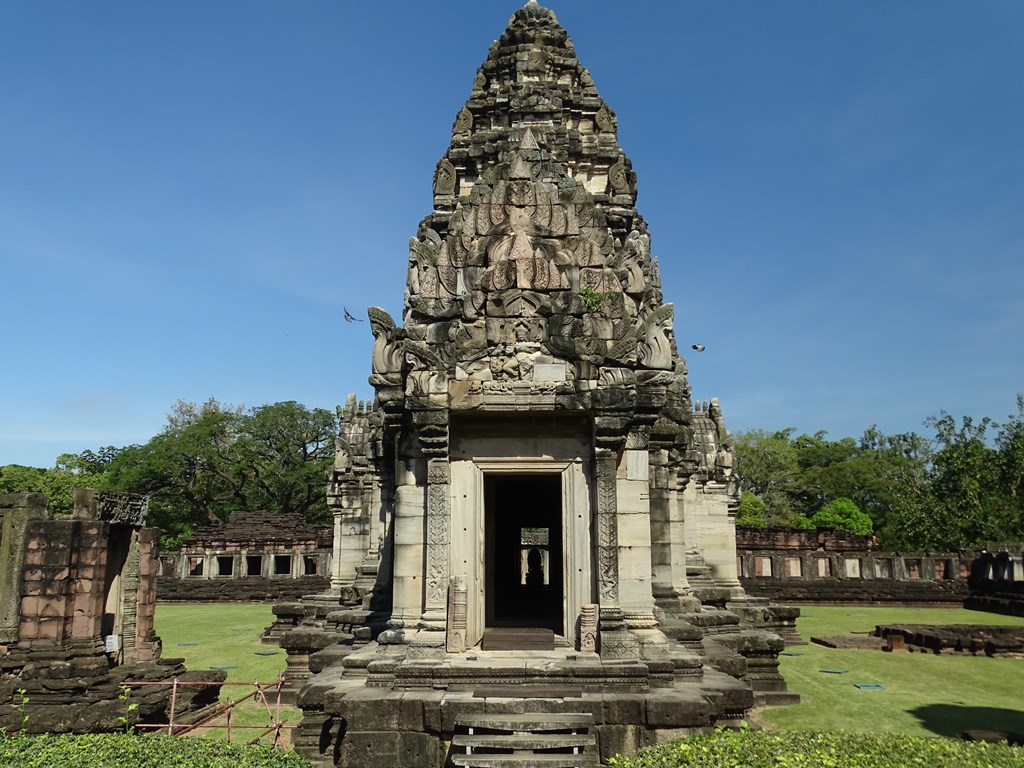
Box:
[755,605,1024,737]
[153,603,1024,742]
[153,603,300,742]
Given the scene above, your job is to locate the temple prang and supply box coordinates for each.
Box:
[280,5,797,766]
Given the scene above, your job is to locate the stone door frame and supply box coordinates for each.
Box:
[451,457,592,649]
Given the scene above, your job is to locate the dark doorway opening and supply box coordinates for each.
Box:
[485,474,563,635]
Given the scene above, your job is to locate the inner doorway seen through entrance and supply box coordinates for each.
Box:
[484,474,563,635]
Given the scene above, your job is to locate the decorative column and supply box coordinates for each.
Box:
[594,449,622,634]
[421,457,451,632]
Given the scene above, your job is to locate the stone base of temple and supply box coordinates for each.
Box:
[293,643,754,768]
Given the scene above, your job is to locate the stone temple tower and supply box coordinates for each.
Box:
[283,5,797,766]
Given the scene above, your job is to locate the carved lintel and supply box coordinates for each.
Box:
[75,489,149,527]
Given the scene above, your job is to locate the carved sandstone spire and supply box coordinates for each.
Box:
[383,2,687,413]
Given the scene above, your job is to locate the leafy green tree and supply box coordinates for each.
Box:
[735,492,768,528]
[103,399,339,539]
[732,429,798,525]
[0,451,116,516]
[810,497,873,536]
[997,395,1024,501]
[232,401,338,520]
[0,464,48,495]
[924,412,1006,547]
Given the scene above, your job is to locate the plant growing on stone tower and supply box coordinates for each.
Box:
[577,286,611,314]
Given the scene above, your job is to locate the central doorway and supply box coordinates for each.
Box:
[484,474,563,635]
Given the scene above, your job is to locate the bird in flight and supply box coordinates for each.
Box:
[691,344,705,352]
[344,306,363,323]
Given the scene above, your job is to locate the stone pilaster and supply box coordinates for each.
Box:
[330,483,368,597]
[389,457,425,631]
[594,449,622,633]
[615,441,657,628]
[421,458,451,631]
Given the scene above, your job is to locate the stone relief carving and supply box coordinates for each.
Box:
[579,603,598,652]
[596,452,619,604]
[92,491,149,526]
[611,230,648,295]
[434,157,456,196]
[608,159,629,193]
[637,303,674,370]
[453,107,473,135]
[368,306,404,376]
[446,577,468,652]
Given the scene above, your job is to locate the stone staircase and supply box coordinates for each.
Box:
[451,713,598,768]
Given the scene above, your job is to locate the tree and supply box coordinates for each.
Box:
[232,401,338,520]
[0,464,48,495]
[0,452,115,517]
[732,429,798,526]
[736,492,768,528]
[997,395,1024,501]
[810,497,873,536]
[924,412,1005,548]
[103,399,339,539]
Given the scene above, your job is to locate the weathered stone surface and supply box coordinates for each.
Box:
[0,491,220,733]
[272,4,797,766]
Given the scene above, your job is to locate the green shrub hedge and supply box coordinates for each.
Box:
[0,732,310,768]
[609,729,1023,768]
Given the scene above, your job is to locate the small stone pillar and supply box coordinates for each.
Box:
[446,576,468,652]
[579,603,598,652]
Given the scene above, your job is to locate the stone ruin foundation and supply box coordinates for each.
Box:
[0,490,223,734]
[276,5,798,766]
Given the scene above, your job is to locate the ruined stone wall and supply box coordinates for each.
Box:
[0,493,49,643]
[157,510,332,602]
[736,528,972,604]
[0,490,222,733]
[964,548,1024,617]
[737,527,873,552]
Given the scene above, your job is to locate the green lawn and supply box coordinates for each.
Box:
[757,605,1024,737]
[152,603,1024,742]
[153,603,300,742]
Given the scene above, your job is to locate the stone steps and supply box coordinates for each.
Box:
[451,757,595,768]
[454,733,595,749]
[452,713,597,768]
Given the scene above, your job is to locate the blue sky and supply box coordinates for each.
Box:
[2,1,1022,467]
